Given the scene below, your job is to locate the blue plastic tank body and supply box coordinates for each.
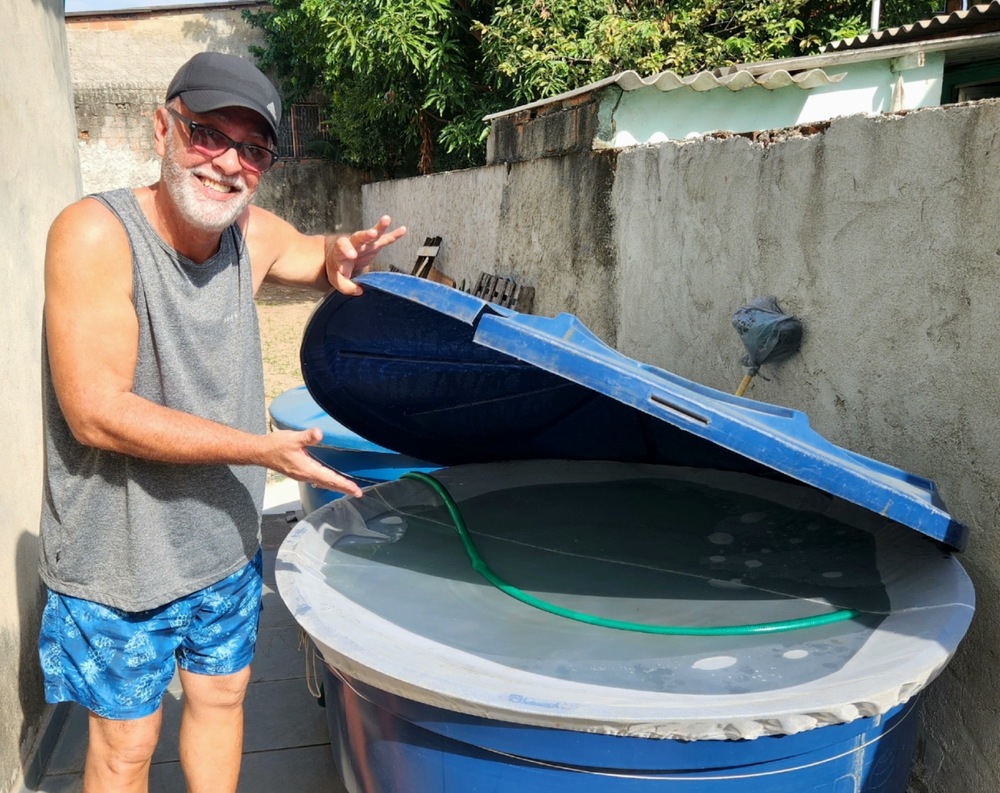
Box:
[323,665,919,793]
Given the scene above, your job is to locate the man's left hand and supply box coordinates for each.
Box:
[325,216,407,295]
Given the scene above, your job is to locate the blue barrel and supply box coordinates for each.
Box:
[268,385,439,514]
[278,460,974,793]
[321,665,919,792]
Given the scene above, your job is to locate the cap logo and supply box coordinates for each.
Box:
[267,102,277,120]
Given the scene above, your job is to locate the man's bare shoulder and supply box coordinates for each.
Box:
[50,195,129,250]
[244,203,289,237]
[47,195,133,291]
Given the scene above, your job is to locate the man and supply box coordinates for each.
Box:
[38,51,405,793]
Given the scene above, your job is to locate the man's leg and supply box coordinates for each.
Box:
[174,551,263,793]
[40,587,178,793]
[84,707,163,793]
[177,665,252,793]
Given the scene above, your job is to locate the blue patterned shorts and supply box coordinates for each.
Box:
[39,550,263,720]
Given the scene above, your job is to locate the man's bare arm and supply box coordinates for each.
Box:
[247,206,406,295]
[44,198,363,496]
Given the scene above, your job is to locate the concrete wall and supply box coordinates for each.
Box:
[364,99,1000,791]
[364,153,618,341]
[254,161,364,236]
[0,1,82,791]
[66,4,265,84]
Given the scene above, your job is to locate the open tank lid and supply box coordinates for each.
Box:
[300,272,967,550]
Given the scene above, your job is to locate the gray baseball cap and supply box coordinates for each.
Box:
[166,52,282,142]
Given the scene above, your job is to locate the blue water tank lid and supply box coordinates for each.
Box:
[300,272,967,550]
[269,384,396,453]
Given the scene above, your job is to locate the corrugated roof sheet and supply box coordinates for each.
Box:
[483,68,845,121]
[619,68,846,92]
[825,2,1000,52]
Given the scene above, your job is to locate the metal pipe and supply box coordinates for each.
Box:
[871,0,882,32]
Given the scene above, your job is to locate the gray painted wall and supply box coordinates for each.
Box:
[363,100,1000,791]
[254,161,364,237]
[0,1,82,791]
[365,154,618,340]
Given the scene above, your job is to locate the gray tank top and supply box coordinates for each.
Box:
[39,187,267,611]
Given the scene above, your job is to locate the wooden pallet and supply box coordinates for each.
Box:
[471,272,534,313]
[391,237,534,312]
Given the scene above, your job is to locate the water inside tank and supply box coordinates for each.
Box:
[314,461,894,696]
[279,459,972,739]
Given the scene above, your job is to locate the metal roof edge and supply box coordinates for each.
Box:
[65,0,266,18]
[824,1,1000,51]
[483,67,844,123]
[482,74,625,122]
[733,29,1000,73]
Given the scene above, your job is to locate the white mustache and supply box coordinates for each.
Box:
[194,168,246,192]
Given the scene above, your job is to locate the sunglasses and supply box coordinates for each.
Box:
[167,107,278,174]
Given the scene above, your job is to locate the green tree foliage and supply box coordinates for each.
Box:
[246,0,942,175]
[245,0,495,177]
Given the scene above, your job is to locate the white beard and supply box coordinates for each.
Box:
[161,132,255,233]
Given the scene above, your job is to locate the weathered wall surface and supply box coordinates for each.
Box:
[73,85,163,191]
[66,5,264,85]
[255,161,365,236]
[0,1,82,791]
[365,151,619,343]
[365,100,1000,791]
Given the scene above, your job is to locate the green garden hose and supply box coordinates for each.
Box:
[401,470,861,636]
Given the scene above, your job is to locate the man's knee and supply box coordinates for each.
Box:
[181,666,252,712]
[87,709,162,772]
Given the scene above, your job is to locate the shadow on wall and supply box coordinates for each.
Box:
[255,161,365,236]
[31,0,58,14]
[10,530,46,788]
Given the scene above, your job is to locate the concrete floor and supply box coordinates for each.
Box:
[32,478,349,793]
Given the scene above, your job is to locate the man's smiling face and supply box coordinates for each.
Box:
[160,103,268,233]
